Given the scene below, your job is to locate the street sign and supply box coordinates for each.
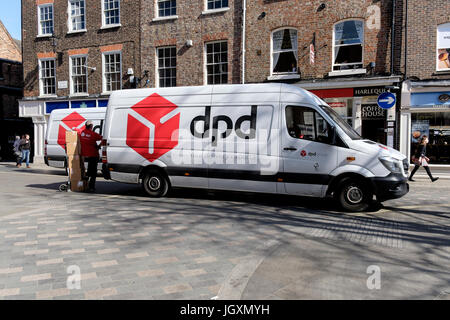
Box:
[377,92,396,109]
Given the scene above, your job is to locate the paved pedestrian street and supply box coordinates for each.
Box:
[0,164,449,300]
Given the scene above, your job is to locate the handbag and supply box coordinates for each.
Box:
[418,156,429,166]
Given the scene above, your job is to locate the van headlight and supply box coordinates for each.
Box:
[379,157,402,174]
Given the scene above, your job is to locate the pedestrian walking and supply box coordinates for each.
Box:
[13,136,21,166]
[408,135,439,182]
[76,121,102,192]
[18,134,31,168]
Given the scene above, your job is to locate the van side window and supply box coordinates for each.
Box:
[286,106,331,144]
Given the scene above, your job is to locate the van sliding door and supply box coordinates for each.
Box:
[206,104,278,193]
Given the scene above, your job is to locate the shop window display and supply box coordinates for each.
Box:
[411,112,450,164]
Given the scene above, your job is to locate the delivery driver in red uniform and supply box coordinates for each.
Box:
[77,120,102,192]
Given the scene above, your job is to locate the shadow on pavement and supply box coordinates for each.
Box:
[23,173,450,300]
[7,167,67,176]
[25,179,386,214]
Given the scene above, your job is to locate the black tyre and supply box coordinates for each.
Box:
[142,169,169,197]
[336,178,372,212]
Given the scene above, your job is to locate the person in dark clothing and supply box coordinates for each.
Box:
[408,135,439,182]
[76,121,102,192]
[13,136,21,166]
[18,134,31,168]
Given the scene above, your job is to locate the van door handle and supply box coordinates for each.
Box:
[283,147,297,151]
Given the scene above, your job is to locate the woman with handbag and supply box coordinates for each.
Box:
[408,135,439,182]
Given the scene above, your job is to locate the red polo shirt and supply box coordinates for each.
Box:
[76,128,102,158]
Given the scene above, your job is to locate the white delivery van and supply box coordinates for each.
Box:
[45,108,106,169]
[101,84,409,211]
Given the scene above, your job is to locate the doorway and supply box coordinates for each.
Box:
[361,104,386,144]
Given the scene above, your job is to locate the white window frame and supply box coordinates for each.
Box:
[37,4,54,37]
[67,0,87,33]
[69,54,89,96]
[202,0,229,15]
[102,0,121,29]
[331,19,365,74]
[204,40,229,85]
[153,0,178,21]
[436,22,450,72]
[39,58,57,97]
[156,46,177,88]
[269,27,299,79]
[102,50,122,94]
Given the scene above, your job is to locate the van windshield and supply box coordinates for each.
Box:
[319,104,362,140]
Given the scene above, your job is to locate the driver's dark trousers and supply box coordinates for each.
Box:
[85,157,99,190]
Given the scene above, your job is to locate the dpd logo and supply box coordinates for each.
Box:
[57,111,86,150]
[190,105,257,146]
[126,93,180,162]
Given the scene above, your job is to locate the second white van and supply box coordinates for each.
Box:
[101,84,409,211]
[45,108,106,169]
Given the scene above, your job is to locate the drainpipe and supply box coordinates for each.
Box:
[391,0,395,75]
[242,0,246,84]
[404,0,408,78]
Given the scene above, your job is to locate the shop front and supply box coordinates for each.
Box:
[18,98,109,164]
[296,76,401,148]
[400,80,450,166]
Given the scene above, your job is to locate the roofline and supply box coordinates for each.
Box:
[0,19,22,62]
[0,58,22,65]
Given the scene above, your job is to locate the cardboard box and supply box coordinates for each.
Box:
[65,131,88,192]
[70,176,88,192]
[67,156,88,192]
[65,130,81,156]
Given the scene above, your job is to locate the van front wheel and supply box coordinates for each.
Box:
[142,170,169,197]
[337,178,372,212]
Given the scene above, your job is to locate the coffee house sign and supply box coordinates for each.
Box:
[362,104,386,119]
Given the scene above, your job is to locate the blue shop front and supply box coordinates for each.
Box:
[400,80,450,166]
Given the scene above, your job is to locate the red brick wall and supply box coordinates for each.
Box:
[405,0,450,80]
[0,26,22,62]
[22,0,141,98]
[245,0,395,83]
[140,0,242,87]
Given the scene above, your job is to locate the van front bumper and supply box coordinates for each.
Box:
[370,173,409,201]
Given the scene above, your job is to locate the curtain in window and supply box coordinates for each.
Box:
[272,30,283,71]
[289,29,298,61]
[334,20,364,68]
[335,20,363,45]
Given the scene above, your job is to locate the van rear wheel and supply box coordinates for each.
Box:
[336,178,372,212]
[142,170,169,198]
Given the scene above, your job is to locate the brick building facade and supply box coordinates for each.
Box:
[20,0,141,163]
[243,0,403,148]
[245,0,393,82]
[0,20,27,161]
[139,0,242,87]
[22,0,141,98]
[399,0,450,165]
[18,0,450,166]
